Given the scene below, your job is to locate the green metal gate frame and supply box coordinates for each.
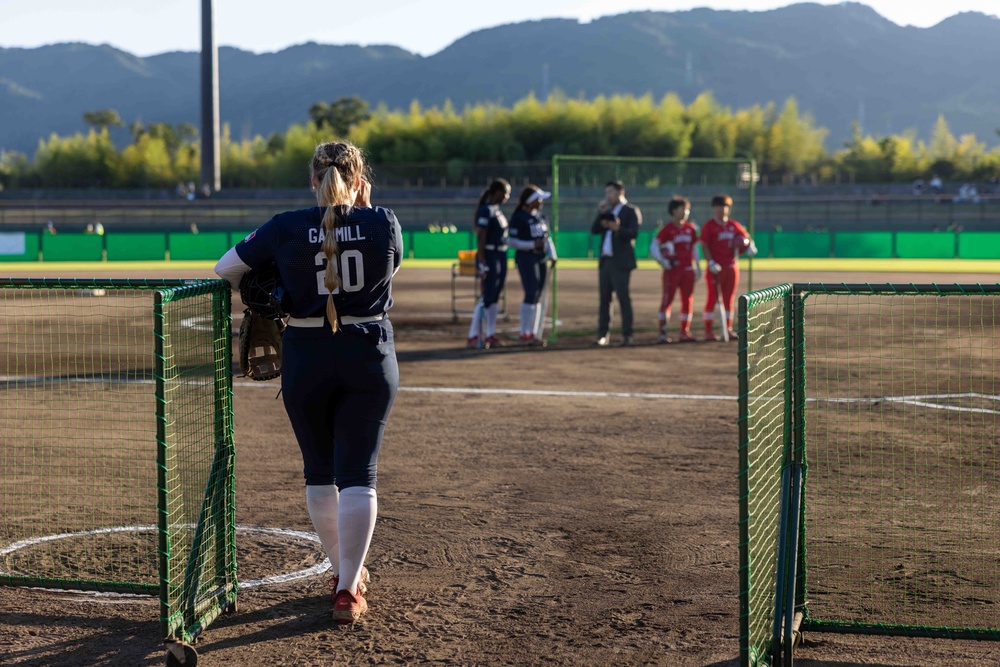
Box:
[739,282,1000,667]
[0,278,237,657]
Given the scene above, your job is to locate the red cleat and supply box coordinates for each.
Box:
[467,336,480,348]
[485,335,504,349]
[332,588,368,624]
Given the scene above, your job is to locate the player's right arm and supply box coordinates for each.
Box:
[215,215,281,288]
[699,222,720,275]
[649,228,671,270]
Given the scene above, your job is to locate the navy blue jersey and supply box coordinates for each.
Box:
[509,209,551,254]
[476,203,509,247]
[235,206,403,319]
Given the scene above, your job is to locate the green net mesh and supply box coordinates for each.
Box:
[739,285,791,667]
[0,279,235,643]
[551,156,756,339]
[800,285,1000,639]
[741,284,1000,667]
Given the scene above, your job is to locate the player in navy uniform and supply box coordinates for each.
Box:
[214,141,402,624]
[508,185,557,345]
[467,179,511,349]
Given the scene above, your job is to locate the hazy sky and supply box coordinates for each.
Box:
[1,0,997,57]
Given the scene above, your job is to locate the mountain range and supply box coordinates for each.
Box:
[1,2,998,155]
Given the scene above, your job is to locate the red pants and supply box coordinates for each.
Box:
[660,268,695,323]
[704,264,739,330]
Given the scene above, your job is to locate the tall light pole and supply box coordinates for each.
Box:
[200,0,220,193]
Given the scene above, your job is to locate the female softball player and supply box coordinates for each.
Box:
[467,179,511,349]
[699,193,756,341]
[650,196,701,343]
[214,141,403,624]
[508,185,557,345]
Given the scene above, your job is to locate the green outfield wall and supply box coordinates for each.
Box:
[0,229,997,263]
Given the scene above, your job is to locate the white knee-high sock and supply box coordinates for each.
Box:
[337,486,377,594]
[468,301,484,339]
[528,303,539,335]
[519,303,531,335]
[305,485,339,576]
[486,303,499,337]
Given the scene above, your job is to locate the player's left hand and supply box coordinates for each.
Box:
[747,241,758,258]
[694,263,703,280]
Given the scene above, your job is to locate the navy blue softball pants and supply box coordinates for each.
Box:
[280,320,398,489]
[515,253,548,304]
[481,249,507,307]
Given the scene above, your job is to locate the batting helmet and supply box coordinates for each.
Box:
[239,265,288,320]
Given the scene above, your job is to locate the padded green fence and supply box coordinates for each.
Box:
[553,230,592,258]
[42,233,104,261]
[772,232,830,258]
[957,232,1000,260]
[832,231,893,259]
[106,233,168,261]
[0,232,39,262]
[752,232,771,260]
[409,230,474,259]
[0,278,236,652]
[168,232,230,261]
[895,232,955,259]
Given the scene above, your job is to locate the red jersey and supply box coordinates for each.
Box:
[654,221,698,268]
[700,218,749,266]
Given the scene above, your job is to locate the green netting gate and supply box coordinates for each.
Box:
[0,278,236,661]
[740,283,1000,666]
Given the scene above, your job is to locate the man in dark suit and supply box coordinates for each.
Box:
[591,180,642,346]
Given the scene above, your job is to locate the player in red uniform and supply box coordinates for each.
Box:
[699,194,756,341]
[650,196,701,343]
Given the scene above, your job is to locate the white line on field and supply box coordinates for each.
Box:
[0,525,331,596]
[393,386,735,401]
[2,373,998,414]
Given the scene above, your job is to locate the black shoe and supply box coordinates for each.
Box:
[620,336,634,347]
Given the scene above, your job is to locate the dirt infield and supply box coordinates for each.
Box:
[2,266,1000,666]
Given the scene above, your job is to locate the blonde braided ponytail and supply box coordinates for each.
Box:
[311,142,366,332]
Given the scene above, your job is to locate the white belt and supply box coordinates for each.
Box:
[287,313,386,328]
[484,245,508,251]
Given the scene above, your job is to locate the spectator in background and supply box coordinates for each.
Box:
[929,175,943,195]
[176,182,189,199]
[956,183,981,204]
[44,220,57,235]
[911,178,925,195]
[84,222,105,236]
[186,182,197,201]
[592,180,642,347]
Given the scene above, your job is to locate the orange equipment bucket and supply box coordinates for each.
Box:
[457,249,478,276]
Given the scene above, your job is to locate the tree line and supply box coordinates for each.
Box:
[1,94,998,190]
